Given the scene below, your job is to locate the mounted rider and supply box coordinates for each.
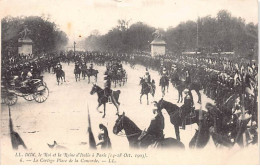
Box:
[141,68,152,94]
[185,69,191,88]
[104,71,112,103]
[144,68,151,83]
[75,61,80,69]
[138,101,165,147]
[162,67,168,77]
[56,62,62,71]
[180,89,194,129]
[89,63,94,73]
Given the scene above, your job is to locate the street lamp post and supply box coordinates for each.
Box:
[74,41,76,58]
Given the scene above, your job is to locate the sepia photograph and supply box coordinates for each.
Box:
[0,0,259,165]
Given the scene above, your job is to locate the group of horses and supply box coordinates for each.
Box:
[89,66,257,149]
[74,65,99,83]
[107,65,128,87]
[110,96,256,149]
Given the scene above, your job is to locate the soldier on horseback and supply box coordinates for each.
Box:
[104,71,112,103]
[185,69,191,88]
[75,61,80,69]
[90,63,94,73]
[141,68,151,94]
[144,68,151,83]
[180,89,194,129]
[138,102,165,147]
[56,62,62,71]
[162,67,168,77]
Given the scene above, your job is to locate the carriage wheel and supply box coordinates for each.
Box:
[24,94,34,101]
[42,81,47,87]
[4,93,18,106]
[33,85,49,103]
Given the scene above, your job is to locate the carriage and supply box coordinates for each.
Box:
[1,76,49,106]
[108,65,127,87]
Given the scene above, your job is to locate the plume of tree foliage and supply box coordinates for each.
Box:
[1,15,68,56]
[84,10,257,58]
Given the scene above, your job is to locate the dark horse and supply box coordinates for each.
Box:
[156,98,206,141]
[74,66,81,82]
[159,76,169,97]
[90,84,120,118]
[85,69,98,84]
[113,112,185,149]
[171,74,202,103]
[139,77,155,105]
[56,69,66,85]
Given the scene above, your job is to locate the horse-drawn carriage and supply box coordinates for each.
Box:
[108,64,127,87]
[1,76,49,105]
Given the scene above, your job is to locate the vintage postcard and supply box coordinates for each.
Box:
[0,0,259,165]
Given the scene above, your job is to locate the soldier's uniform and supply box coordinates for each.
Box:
[180,89,194,129]
[90,63,93,73]
[138,103,164,147]
[104,72,112,102]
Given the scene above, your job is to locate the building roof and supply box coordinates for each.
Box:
[150,38,166,45]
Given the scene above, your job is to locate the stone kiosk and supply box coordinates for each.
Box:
[150,29,166,57]
[18,26,33,58]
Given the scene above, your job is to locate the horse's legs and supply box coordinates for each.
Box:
[88,76,90,84]
[177,90,181,103]
[180,90,183,103]
[75,74,77,82]
[96,103,102,113]
[174,124,181,141]
[147,94,149,105]
[103,103,106,118]
[196,89,201,104]
[57,77,59,85]
[140,94,143,104]
[111,94,119,115]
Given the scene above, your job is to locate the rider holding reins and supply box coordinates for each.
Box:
[104,71,112,103]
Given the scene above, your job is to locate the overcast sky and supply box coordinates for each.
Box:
[0,0,258,44]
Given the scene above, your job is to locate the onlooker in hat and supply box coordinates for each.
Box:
[180,89,194,129]
[97,124,111,149]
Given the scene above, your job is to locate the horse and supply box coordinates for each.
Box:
[159,76,169,97]
[56,69,66,85]
[74,66,81,82]
[90,84,120,118]
[85,69,98,84]
[171,76,202,103]
[139,77,155,105]
[112,112,185,149]
[155,98,206,141]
